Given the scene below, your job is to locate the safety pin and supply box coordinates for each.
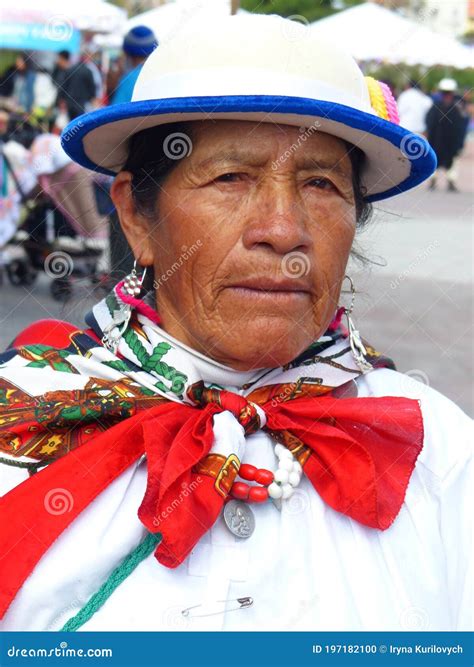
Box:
[181,596,253,618]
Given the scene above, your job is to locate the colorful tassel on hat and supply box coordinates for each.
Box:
[365,76,400,125]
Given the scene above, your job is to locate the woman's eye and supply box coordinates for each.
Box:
[214,172,245,183]
[308,177,337,191]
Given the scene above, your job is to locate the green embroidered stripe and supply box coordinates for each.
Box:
[103,292,188,395]
[101,359,135,373]
[122,328,187,396]
[61,532,162,632]
[105,292,120,315]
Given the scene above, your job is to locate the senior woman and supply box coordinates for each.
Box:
[0,15,471,632]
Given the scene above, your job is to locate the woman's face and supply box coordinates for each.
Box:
[113,120,357,370]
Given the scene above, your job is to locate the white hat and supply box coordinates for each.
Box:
[61,13,436,202]
[438,78,457,92]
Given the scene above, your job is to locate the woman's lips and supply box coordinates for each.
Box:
[225,282,311,300]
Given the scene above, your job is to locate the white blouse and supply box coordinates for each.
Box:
[0,368,472,632]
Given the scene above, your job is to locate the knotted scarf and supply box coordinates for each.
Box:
[0,288,423,619]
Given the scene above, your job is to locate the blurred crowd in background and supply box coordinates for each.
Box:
[0,25,160,300]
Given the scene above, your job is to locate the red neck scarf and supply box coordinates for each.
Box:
[0,383,423,619]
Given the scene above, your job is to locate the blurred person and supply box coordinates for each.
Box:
[110,26,158,105]
[12,54,36,113]
[29,128,108,241]
[33,69,57,112]
[0,63,16,99]
[51,50,70,94]
[397,79,432,136]
[457,88,472,151]
[0,110,36,252]
[82,45,105,106]
[426,78,466,192]
[105,54,125,104]
[54,50,96,121]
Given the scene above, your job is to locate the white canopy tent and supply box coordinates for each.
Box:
[0,0,127,40]
[310,2,473,69]
[125,0,246,45]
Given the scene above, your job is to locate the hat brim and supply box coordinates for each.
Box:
[61,95,436,202]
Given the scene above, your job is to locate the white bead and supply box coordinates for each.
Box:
[281,484,294,499]
[274,469,289,485]
[278,458,293,472]
[292,461,302,474]
[274,444,285,457]
[268,482,283,499]
[279,448,294,460]
[288,471,301,487]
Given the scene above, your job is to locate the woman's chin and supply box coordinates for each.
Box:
[213,326,315,371]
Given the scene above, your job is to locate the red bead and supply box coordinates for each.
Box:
[248,486,269,503]
[255,469,274,486]
[231,481,250,500]
[239,464,257,481]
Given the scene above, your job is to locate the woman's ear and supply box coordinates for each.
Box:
[110,171,154,266]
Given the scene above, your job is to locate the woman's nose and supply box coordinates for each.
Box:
[242,182,313,256]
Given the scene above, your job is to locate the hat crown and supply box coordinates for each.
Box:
[60,12,436,202]
[438,77,457,92]
[132,14,372,113]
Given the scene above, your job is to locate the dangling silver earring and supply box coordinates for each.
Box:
[342,275,373,373]
[102,259,147,354]
[123,259,147,298]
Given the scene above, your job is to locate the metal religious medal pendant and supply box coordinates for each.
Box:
[223,499,255,539]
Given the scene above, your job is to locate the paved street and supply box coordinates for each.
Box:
[1,139,472,416]
[350,139,473,416]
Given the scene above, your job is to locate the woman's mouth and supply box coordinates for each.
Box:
[225,279,312,301]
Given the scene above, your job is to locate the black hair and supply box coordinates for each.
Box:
[58,50,71,61]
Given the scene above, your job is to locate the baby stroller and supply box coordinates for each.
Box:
[9,196,106,302]
[1,130,113,302]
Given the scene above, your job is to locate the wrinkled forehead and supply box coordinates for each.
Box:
[175,119,353,169]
